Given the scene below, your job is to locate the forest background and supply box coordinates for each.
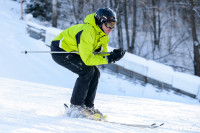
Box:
[19,0,200,77]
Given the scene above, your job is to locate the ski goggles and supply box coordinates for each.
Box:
[105,21,116,29]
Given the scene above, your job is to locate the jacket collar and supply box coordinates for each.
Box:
[84,13,107,37]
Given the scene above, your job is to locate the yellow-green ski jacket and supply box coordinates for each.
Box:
[53,13,109,66]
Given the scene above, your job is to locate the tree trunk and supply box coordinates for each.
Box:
[72,0,78,24]
[78,0,84,22]
[152,0,161,55]
[130,0,137,53]
[20,0,23,20]
[157,0,161,49]
[52,0,58,27]
[115,0,123,48]
[190,0,200,76]
[110,0,113,9]
[123,0,130,52]
[152,0,157,51]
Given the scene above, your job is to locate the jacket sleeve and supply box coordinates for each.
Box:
[100,36,109,56]
[78,29,108,66]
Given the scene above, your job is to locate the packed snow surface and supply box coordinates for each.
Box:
[0,78,200,133]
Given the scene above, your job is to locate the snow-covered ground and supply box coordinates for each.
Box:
[0,78,200,133]
[0,0,200,132]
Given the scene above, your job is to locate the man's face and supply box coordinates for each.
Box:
[102,23,114,35]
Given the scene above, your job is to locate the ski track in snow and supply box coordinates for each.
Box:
[0,0,200,133]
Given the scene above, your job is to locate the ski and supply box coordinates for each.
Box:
[101,121,164,128]
[64,103,164,128]
[64,103,69,108]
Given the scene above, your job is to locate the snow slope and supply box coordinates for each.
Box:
[0,1,200,132]
[0,78,200,133]
[0,0,199,104]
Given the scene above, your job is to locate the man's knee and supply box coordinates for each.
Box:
[80,67,95,80]
[80,66,100,80]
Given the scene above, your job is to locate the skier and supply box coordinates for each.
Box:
[50,8,126,119]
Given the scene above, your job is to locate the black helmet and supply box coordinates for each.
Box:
[95,8,117,29]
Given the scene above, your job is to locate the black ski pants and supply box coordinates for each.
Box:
[51,41,100,108]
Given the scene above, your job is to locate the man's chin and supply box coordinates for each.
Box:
[105,31,111,35]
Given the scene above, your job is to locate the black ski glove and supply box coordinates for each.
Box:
[107,48,126,63]
[95,46,102,52]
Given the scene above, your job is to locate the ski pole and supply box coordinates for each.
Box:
[21,50,110,54]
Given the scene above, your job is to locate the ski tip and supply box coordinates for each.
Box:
[160,123,164,126]
[103,115,108,119]
[64,103,68,108]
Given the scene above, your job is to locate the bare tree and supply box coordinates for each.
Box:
[152,0,161,51]
[20,0,23,20]
[114,0,123,48]
[72,0,78,24]
[123,0,130,51]
[52,0,58,27]
[72,0,84,24]
[78,0,84,21]
[110,0,114,9]
[130,0,137,53]
[189,0,200,76]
